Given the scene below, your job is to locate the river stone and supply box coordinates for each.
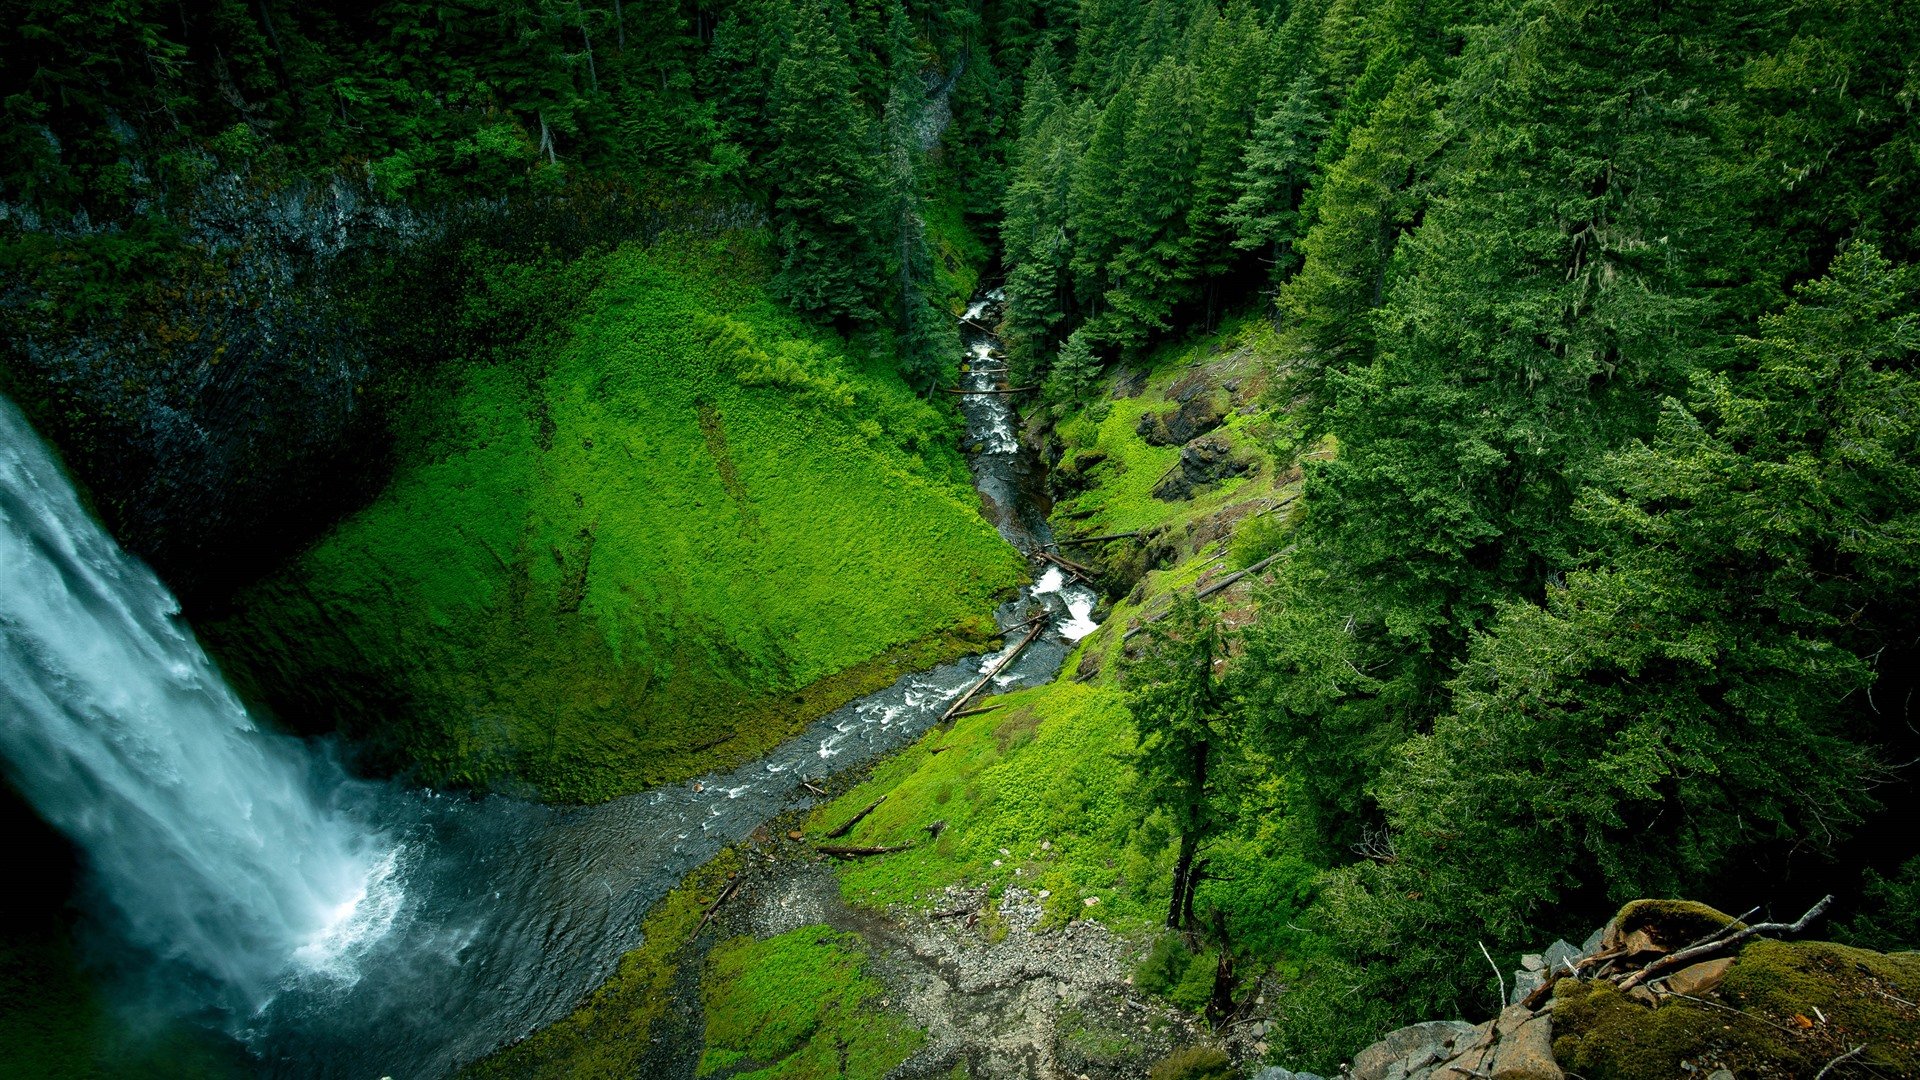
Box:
[1662,957,1734,996]
[1488,1006,1561,1080]
[1350,1020,1480,1080]
[1521,953,1546,973]
[1254,1069,1328,1080]
[1581,926,1606,957]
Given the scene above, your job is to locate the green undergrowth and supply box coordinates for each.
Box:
[463,851,743,1079]
[925,184,990,316]
[697,927,922,1079]
[1047,315,1310,685]
[210,232,1024,802]
[807,680,1167,931]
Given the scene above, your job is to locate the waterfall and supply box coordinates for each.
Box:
[0,395,399,1018]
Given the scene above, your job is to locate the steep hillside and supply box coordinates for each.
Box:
[206,235,1024,802]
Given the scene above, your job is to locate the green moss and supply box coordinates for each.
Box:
[1551,939,1920,1079]
[697,927,922,1079]
[210,233,1025,802]
[463,851,744,1079]
[1146,1045,1234,1080]
[804,680,1170,931]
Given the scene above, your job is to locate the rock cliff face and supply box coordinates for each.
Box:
[2,169,433,597]
[1266,900,1920,1080]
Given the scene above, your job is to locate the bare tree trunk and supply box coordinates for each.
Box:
[573,1,598,91]
[1166,739,1211,929]
[538,112,557,164]
[613,0,625,51]
[1167,831,1197,929]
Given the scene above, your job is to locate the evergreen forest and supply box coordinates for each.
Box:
[2,0,1919,1076]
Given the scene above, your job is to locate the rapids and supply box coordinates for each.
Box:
[0,288,1098,1076]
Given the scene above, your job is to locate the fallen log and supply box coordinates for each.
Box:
[941,385,1038,395]
[697,877,743,934]
[1618,895,1835,991]
[824,795,886,840]
[1056,531,1141,545]
[946,702,1005,721]
[931,906,974,919]
[928,745,951,755]
[1122,547,1296,640]
[1036,549,1097,578]
[816,843,913,858]
[939,615,1049,722]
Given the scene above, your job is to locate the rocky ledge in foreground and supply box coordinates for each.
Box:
[1263,899,1919,1080]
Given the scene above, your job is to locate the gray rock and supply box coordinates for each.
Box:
[1580,926,1606,957]
[1254,1069,1328,1080]
[1488,1005,1561,1079]
[1509,967,1545,1005]
[1520,953,1546,973]
[1136,394,1226,447]
[1151,436,1250,501]
[1350,1020,1480,1080]
[1543,939,1581,976]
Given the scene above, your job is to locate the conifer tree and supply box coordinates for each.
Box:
[768,0,885,323]
[1064,84,1136,320]
[1101,56,1201,351]
[1043,326,1104,402]
[1227,68,1327,277]
[1128,594,1233,930]
[1277,65,1440,411]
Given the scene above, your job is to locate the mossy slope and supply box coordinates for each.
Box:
[210,235,1024,802]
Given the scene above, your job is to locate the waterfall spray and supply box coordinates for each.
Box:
[0,395,399,1017]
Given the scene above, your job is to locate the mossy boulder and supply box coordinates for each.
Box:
[1552,938,1920,1078]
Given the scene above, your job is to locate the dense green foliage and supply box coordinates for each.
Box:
[206,237,1022,801]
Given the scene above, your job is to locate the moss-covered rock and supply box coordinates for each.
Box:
[1552,938,1920,1079]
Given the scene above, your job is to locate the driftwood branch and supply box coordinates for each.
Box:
[824,796,885,840]
[816,843,912,858]
[1479,940,1506,1005]
[801,780,827,797]
[697,877,743,934]
[1618,895,1835,991]
[1035,550,1096,585]
[946,703,1004,720]
[1814,1044,1869,1080]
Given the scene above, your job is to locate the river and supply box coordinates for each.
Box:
[0,289,1096,1077]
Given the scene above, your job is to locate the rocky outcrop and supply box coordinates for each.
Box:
[1269,899,1920,1080]
[1136,394,1224,447]
[1152,436,1252,501]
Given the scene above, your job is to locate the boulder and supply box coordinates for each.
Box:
[1254,1069,1328,1080]
[1136,394,1226,447]
[1542,939,1582,976]
[1488,1006,1561,1080]
[1151,436,1250,501]
[1350,1020,1480,1080]
[1660,956,1733,996]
